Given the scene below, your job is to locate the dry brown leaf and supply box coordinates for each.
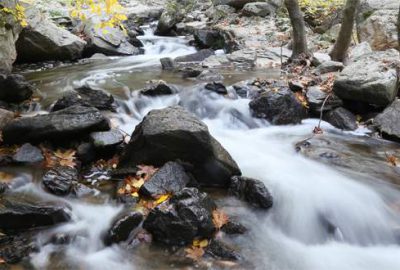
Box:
[386,153,398,166]
[137,165,158,180]
[185,246,205,261]
[212,209,229,230]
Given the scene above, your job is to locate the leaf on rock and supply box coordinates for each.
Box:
[212,209,229,230]
[295,92,309,108]
[155,194,171,205]
[185,246,205,261]
[386,153,398,166]
[137,165,158,180]
[193,239,209,248]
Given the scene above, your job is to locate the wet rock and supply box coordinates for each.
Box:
[16,5,86,62]
[175,49,215,63]
[12,143,44,163]
[141,81,178,96]
[90,129,124,148]
[3,105,110,144]
[333,50,399,106]
[160,57,175,70]
[249,88,307,125]
[197,70,225,82]
[181,68,202,79]
[324,107,358,131]
[42,166,78,196]
[0,74,34,103]
[71,183,97,198]
[194,29,237,53]
[0,234,38,264]
[375,99,400,141]
[206,240,241,261]
[0,108,14,129]
[105,211,143,245]
[139,162,190,198]
[143,188,216,245]
[306,86,343,114]
[221,220,247,235]
[229,176,273,209]
[119,106,241,187]
[52,86,116,112]
[77,142,96,164]
[242,2,277,17]
[232,81,260,99]
[314,60,344,75]
[205,82,228,95]
[288,80,304,92]
[0,197,70,231]
[0,183,7,194]
[155,9,183,36]
[359,9,399,51]
[212,0,259,9]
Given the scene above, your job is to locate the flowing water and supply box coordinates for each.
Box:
[6,26,400,270]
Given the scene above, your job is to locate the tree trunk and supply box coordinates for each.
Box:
[329,0,360,62]
[284,0,310,59]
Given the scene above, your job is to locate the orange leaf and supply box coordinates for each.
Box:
[386,153,398,166]
[185,246,204,261]
[212,209,229,229]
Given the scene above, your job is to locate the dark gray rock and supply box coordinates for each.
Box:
[249,88,307,125]
[242,2,277,17]
[77,142,96,164]
[160,57,175,70]
[175,49,215,63]
[119,106,241,187]
[194,29,237,53]
[206,240,241,261]
[139,161,190,198]
[212,0,257,9]
[105,211,143,245]
[90,129,124,148]
[12,143,44,163]
[43,166,77,196]
[324,107,358,131]
[221,220,247,235]
[181,68,202,79]
[197,70,225,82]
[0,108,14,129]
[0,233,38,264]
[0,197,70,231]
[205,82,228,95]
[229,176,273,209]
[306,86,343,114]
[3,105,110,144]
[140,81,177,96]
[52,86,116,112]
[375,99,400,140]
[0,74,34,103]
[288,80,304,92]
[155,9,183,36]
[143,188,216,245]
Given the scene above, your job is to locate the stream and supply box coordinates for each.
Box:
[5,25,400,270]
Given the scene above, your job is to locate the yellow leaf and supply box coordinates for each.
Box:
[193,239,208,248]
[155,194,170,205]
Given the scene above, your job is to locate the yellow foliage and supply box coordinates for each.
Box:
[299,0,344,22]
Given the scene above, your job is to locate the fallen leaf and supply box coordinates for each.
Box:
[0,258,5,264]
[386,153,398,166]
[193,239,209,248]
[155,194,171,205]
[212,209,229,230]
[185,246,205,261]
[137,165,158,180]
[55,149,76,168]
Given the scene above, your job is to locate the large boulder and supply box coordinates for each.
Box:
[333,50,400,107]
[0,74,34,103]
[0,108,14,129]
[212,0,257,9]
[0,0,22,74]
[155,9,183,36]
[16,5,86,63]
[0,196,70,231]
[104,211,143,245]
[358,9,399,51]
[119,106,241,187]
[83,19,140,56]
[2,105,110,144]
[143,188,216,245]
[375,99,400,141]
[249,88,307,125]
[324,107,358,131]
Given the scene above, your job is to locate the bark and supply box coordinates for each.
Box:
[284,0,310,59]
[329,0,360,62]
